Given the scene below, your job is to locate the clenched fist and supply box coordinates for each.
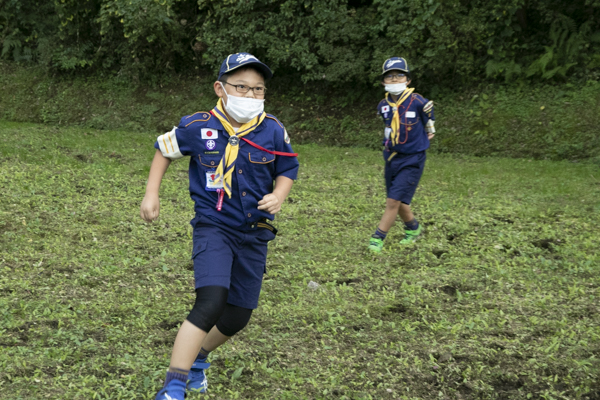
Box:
[140,195,160,222]
[257,193,282,215]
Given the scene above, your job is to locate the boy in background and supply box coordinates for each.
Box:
[368,57,435,253]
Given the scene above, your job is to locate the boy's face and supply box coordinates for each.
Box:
[382,69,410,86]
[214,68,266,105]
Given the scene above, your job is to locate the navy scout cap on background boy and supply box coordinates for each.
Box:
[368,56,436,254]
[142,52,299,400]
[381,57,409,75]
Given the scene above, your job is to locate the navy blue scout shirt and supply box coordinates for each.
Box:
[154,111,299,229]
[377,92,435,155]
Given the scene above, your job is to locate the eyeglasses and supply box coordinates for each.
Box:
[383,73,407,82]
[222,81,267,96]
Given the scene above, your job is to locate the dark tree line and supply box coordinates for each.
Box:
[1,0,599,87]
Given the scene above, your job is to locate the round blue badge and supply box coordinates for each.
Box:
[206,139,216,150]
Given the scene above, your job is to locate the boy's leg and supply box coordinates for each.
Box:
[158,219,239,398]
[200,304,253,350]
[187,304,253,391]
[189,223,272,391]
[157,285,229,399]
[170,321,208,369]
[369,198,401,253]
[398,202,414,223]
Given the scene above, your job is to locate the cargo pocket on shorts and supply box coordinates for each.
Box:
[192,240,208,260]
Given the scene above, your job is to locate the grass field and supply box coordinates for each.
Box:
[1,121,599,400]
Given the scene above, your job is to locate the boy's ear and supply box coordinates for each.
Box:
[214,81,226,99]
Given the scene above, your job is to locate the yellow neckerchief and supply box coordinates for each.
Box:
[212,98,266,198]
[385,88,415,147]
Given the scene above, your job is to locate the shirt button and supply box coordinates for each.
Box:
[247,213,252,218]
[242,192,247,196]
[210,161,215,165]
[238,169,243,174]
[262,157,267,162]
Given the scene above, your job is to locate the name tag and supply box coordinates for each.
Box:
[205,170,224,191]
[406,111,416,118]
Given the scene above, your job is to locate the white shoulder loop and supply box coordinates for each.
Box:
[157,127,183,159]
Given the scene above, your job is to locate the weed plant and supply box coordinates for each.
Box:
[1,121,599,399]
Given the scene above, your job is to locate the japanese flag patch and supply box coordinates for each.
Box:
[201,128,218,140]
[381,105,390,113]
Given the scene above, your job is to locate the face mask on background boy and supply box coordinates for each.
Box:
[384,82,407,95]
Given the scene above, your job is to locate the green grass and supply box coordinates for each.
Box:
[1,120,599,400]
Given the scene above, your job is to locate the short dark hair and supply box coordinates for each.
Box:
[220,65,267,83]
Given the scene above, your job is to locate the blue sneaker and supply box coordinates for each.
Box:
[187,360,210,393]
[155,379,186,400]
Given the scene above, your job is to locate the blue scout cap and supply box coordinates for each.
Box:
[382,57,409,75]
[218,53,273,80]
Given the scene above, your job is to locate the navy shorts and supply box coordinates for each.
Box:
[384,150,426,204]
[190,215,277,309]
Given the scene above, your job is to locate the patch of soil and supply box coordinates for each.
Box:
[158,320,180,331]
[432,249,448,258]
[440,285,457,296]
[388,304,407,314]
[334,278,361,286]
[532,238,563,251]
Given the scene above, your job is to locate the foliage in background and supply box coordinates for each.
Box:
[1,0,599,87]
[1,61,599,162]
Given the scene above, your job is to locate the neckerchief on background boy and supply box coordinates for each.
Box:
[385,88,415,147]
[212,98,266,198]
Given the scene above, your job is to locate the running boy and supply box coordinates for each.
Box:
[368,57,435,253]
[140,53,299,399]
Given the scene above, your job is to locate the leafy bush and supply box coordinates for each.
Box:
[1,0,599,86]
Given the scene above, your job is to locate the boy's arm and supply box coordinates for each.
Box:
[258,176,293,215]
[418,98,436,141]
[140,149,172,222]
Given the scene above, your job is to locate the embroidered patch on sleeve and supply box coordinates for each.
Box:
[284,129,291,144]
[423,101,434,113]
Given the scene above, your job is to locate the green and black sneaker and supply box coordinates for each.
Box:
[399,225,422,245]
[368,236,384,253]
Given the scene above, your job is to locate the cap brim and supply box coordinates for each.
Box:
[382,68,408,75]
[220,61,273,80]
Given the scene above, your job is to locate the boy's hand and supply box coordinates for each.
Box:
[140,195,160,222]
[427,133,435,140]
[258,193,282,214]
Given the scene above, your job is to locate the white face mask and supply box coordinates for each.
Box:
[220,83,265,123]
[385,82,407,95]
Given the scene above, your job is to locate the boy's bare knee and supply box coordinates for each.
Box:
[385,198,402,210]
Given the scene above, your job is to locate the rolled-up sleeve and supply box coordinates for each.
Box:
[154,120,197,159]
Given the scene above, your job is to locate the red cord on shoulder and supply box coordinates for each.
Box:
[241,137,298,157]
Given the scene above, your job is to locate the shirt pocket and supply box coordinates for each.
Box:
[198,155,221,168]
[248,152,275,164]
